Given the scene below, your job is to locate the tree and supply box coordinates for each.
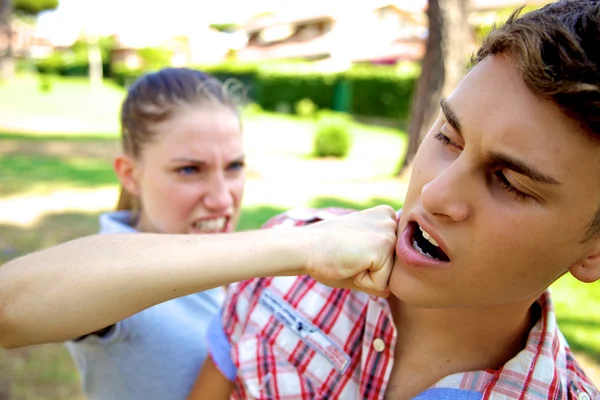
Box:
[209,23,240,33]
[397,0,471,175]
[0,0,58,80]
[86,32,103,89]
[0,0,13,80]
[13,0,57,16]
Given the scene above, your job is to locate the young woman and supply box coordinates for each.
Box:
[0,68,398,400]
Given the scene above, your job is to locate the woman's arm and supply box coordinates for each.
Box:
[0,205,397,348]
[187,357,233,400]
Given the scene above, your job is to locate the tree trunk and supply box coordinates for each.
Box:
[87,34,103,90]
[397,0,470,176]
[0,0,14,81]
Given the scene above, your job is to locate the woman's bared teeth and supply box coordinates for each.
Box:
[193,217,226,232]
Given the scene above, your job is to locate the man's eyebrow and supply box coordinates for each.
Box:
[488,152,562,185]
[170,155,246,164]
[170,157,207,164]
[440,98,462,135]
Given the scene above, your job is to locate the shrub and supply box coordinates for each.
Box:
[313,115,352,158]
[38,74,53,93]
[243,102,263,116]
[295,98,318,118]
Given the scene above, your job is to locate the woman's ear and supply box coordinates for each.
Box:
[114,155,141,196]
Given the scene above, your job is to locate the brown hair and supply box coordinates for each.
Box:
[472,0,600,238]
[116,67,240,211]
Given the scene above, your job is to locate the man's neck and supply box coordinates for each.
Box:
[385,296,540,399]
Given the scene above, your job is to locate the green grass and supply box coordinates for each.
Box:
[0,75,124,135]
[1,344,83,400]
[243,112,407,178]
[0,131,119,142]
[0,154,118,196]
[552,275,600,362]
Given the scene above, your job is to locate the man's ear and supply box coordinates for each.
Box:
[113,155,141,196]
[570,238,600,283]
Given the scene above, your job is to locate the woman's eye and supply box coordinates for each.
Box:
[176,166,198,175]
[228,161,245,171]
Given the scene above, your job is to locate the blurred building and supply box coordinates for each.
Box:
[18,0,552,69]
[233,0,552,66]
[236,2,427,65]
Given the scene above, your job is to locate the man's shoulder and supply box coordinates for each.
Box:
[490,292,599,399]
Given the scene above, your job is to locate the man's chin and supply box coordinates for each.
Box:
[387,274,446,309]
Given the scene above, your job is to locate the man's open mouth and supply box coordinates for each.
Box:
[410,222,450,262]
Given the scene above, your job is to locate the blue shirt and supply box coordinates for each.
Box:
[65,211,224,400]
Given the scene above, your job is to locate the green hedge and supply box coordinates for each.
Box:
[111,65,144,87]
[200,62,260,100]
[346,64,418,120]
[35,53,112,78]
[107,61,419,121]
[256,69,338,112]
[35,37,116,78]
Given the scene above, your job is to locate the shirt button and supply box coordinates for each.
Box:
[372,338,385,352]
[578,393,590,400]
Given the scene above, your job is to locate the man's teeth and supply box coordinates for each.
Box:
[419,226,439,247]
[194,217,226,231]
[412,239,434,258]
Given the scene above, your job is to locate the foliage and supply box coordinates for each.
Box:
[35,35,116,77]
[13,0,58,16]
[112,60,419,121]
[346,63,419,120]
[473,4,544,44]
[209,22,240,33]
[137,47,173,71]
[37,73,52,93]
[242,102,263,116]
[295,98,317,118]
[313,114,352,158]
[257,67,339,112]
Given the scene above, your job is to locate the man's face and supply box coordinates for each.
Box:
[390,55,600,308]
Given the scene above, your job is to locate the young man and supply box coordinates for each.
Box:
[189,1,600,399]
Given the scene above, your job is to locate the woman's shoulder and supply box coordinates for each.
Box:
[98,211,138,234]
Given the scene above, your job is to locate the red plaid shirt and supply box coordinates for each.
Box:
[215,208,599,400]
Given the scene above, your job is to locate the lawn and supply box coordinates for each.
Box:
[0,75,598,398]
[0,75,123,134]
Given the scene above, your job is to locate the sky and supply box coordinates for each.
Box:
[35,0,283,45]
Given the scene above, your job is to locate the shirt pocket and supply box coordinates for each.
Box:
[235,326,348,400]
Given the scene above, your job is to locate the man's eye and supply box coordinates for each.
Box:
[433,132,461,149]
[493,170,532,202]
